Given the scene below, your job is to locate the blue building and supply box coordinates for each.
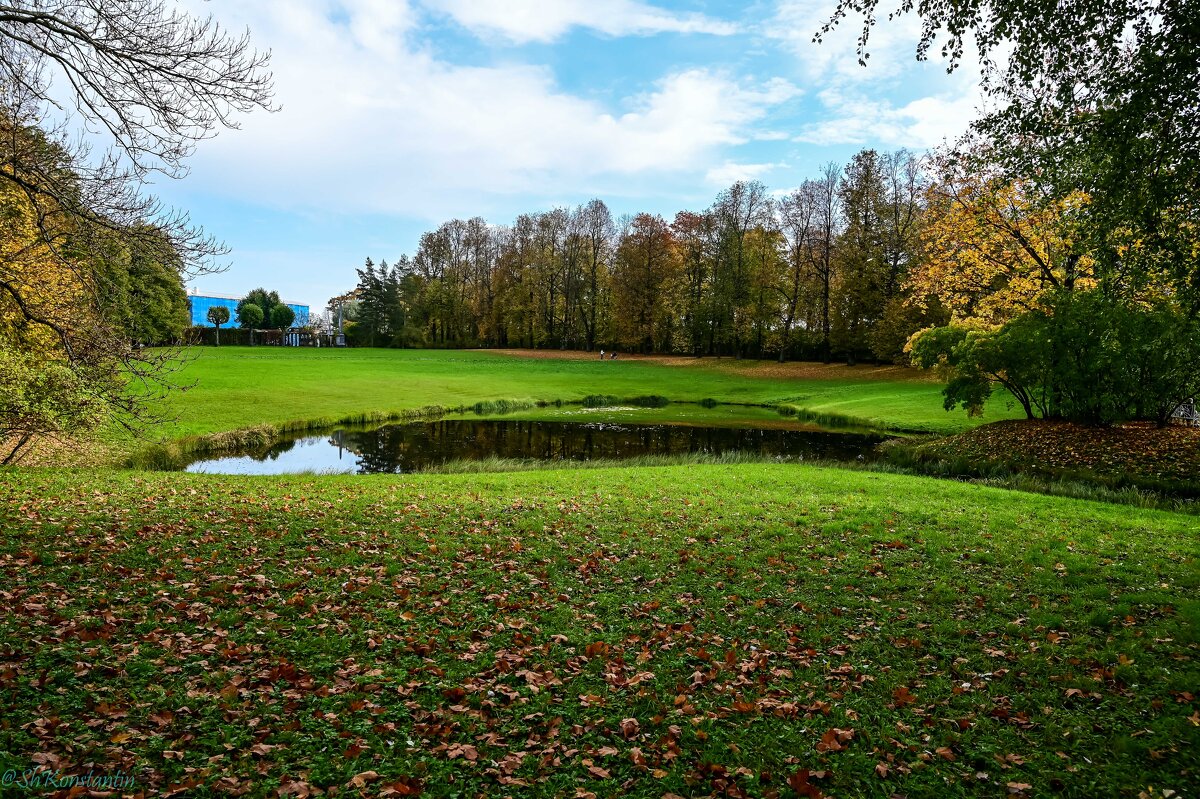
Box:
[188,292,310,328]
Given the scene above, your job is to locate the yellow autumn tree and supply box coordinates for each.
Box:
[0,114,152,463]
[0,182,90,352]
[0,174,115,462]
[611,213,681,353]
[908,150,1096,328]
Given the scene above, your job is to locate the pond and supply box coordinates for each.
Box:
[184,419,887,475]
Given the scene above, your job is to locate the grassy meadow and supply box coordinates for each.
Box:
[146,347,1018,443]
[1,465,1197,798]
[3,347,1197,797]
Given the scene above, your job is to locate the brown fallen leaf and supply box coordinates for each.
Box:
[787,769,826,798]
[278,779,315,797]
[380,776,423,796]
[816,727,854,753]
[347,771,381,788]
[446,743,479,762]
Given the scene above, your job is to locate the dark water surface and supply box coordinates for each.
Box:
[184,419,886,475]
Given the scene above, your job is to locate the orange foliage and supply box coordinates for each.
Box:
[908,154,1095,327]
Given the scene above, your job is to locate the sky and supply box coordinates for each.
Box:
[150,0,988,311]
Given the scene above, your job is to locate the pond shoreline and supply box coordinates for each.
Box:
[127,397,904,471]
[182,416,890,475]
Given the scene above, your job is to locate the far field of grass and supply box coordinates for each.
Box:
[141,347,1019,447]
[1,465,1196,798]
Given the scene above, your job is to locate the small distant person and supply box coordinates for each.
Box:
[611,351,617,360]
[599,349,605,359]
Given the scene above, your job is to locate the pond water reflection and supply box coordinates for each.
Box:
[184,419,886,475]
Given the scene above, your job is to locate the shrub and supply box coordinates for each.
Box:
[910,289,1200,425]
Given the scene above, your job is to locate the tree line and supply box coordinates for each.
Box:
[343,131,1200,426]
[342,148,946,364]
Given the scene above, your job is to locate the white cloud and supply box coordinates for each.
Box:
[177,1,796,219]
[792,86,979,148]
[769,0,991,148]
[768,0,929,86]
[704,161,782,186]
[792,84,986,149]
[427,0,738,44]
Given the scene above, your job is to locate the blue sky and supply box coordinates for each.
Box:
[158,0,987,311]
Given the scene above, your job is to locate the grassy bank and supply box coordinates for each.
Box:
[1,465,1196,797]
[142,348,1018,441]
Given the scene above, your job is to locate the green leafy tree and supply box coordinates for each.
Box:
[237,302,263,345]
[123,250,190,344]
[818,0,1198,304]
[708,181,771,357]
[89,224,190,345]
[353,258,385,346]
[238,288,281,327]
[910,320,1054,420]
[912,290,1200,424]
[833,150,887,363]
[206,305,230,345]
[1124,300,1200,425]
[270,304,295,331]
[0,346,109,464]
[671,210,716,357]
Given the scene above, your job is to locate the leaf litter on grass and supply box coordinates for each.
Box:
[0,466,1196,798]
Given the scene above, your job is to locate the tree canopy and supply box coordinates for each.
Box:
[0,0,273,460]
[270,304,295,331]
[819,0,1198,303]
[238,288,282,329]
[814,0,1198,424]
[237,302,264,329]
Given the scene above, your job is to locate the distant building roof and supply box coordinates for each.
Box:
[187,290,308,307]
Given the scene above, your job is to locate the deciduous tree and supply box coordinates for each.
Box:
[270,304,295,332]
[237,302,263,345]
[909,148,1095,327]
[0,0,272,456]
[206,305,230,346]
[612,213,679,353]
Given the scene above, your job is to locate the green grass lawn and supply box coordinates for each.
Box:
[1,465,1196,797]
[147,348,1019,442]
